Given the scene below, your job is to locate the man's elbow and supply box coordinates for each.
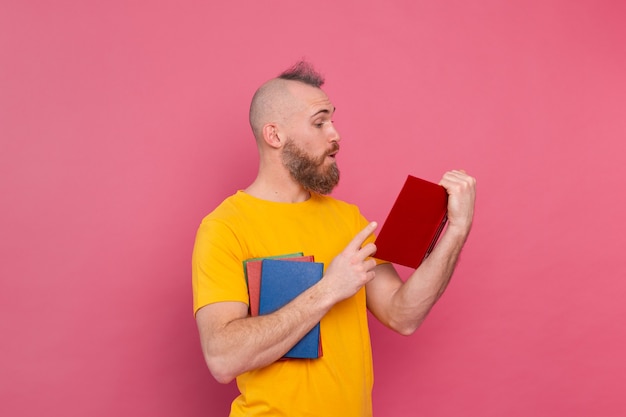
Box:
[203,353,237,384]
[394,323,419,336]
[388,317,425,336]
[210,368,236,385]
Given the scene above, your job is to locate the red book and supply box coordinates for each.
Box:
[374,175,448,269]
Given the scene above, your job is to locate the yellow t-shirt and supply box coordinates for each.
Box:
[192,191,377,417]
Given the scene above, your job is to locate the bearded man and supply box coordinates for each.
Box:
[192,61,476,417]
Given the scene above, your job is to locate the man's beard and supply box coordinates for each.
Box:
[281,139,340,195]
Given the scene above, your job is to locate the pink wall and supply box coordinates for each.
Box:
[2,1,625,416]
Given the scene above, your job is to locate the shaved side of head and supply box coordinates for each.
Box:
[248,79,293,140]
[249,61,325,141]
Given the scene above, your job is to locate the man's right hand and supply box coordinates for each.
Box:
[322,221,379,302]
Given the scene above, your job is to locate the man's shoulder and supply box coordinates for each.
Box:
[200,191,246,224]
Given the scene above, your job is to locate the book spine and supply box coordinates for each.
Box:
[424,214,448,261]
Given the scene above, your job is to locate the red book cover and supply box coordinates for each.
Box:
[374,175,448,269]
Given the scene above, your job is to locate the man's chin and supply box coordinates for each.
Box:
[309,172,340,195]
[317,183,338,195]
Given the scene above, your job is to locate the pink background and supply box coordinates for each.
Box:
[2,1,625,416]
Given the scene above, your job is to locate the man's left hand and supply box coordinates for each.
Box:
[439,170,476,235]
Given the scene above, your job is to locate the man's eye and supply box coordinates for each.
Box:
[314,120,334,128]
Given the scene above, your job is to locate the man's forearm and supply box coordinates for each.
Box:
[387,225,470,335]
[199,283,334,383]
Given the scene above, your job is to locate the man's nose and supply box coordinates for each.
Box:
[329,125,341,143]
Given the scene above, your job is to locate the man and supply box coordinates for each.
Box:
[192,61,476,416]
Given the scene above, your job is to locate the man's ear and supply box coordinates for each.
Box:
[262,123,282,149]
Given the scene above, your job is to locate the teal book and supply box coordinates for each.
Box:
[259,259,324,359]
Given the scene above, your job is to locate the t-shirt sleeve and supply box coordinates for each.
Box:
[192,218,249,315]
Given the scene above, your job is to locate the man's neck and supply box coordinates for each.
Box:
[244,175,311,203]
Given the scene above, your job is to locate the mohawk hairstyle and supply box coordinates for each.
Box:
[278,60,325,88]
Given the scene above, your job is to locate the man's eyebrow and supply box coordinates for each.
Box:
[310,107,336,118]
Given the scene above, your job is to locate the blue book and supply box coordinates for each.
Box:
[259,259,324,359]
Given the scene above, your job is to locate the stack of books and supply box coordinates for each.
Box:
[243,254,323,359]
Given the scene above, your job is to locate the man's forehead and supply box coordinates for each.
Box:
[307,97,334,115]
[286,82,334,114]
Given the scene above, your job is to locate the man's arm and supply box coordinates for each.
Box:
[366,170,476,335]
[196,290,332,384]
[196,222,378,384]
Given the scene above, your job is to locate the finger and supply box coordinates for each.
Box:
[352,242,377,264]
[441,170,468,182]
[363,257,378,272]
[439,171,459,186]
[345,222,378,253]
[440,171,475,188]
